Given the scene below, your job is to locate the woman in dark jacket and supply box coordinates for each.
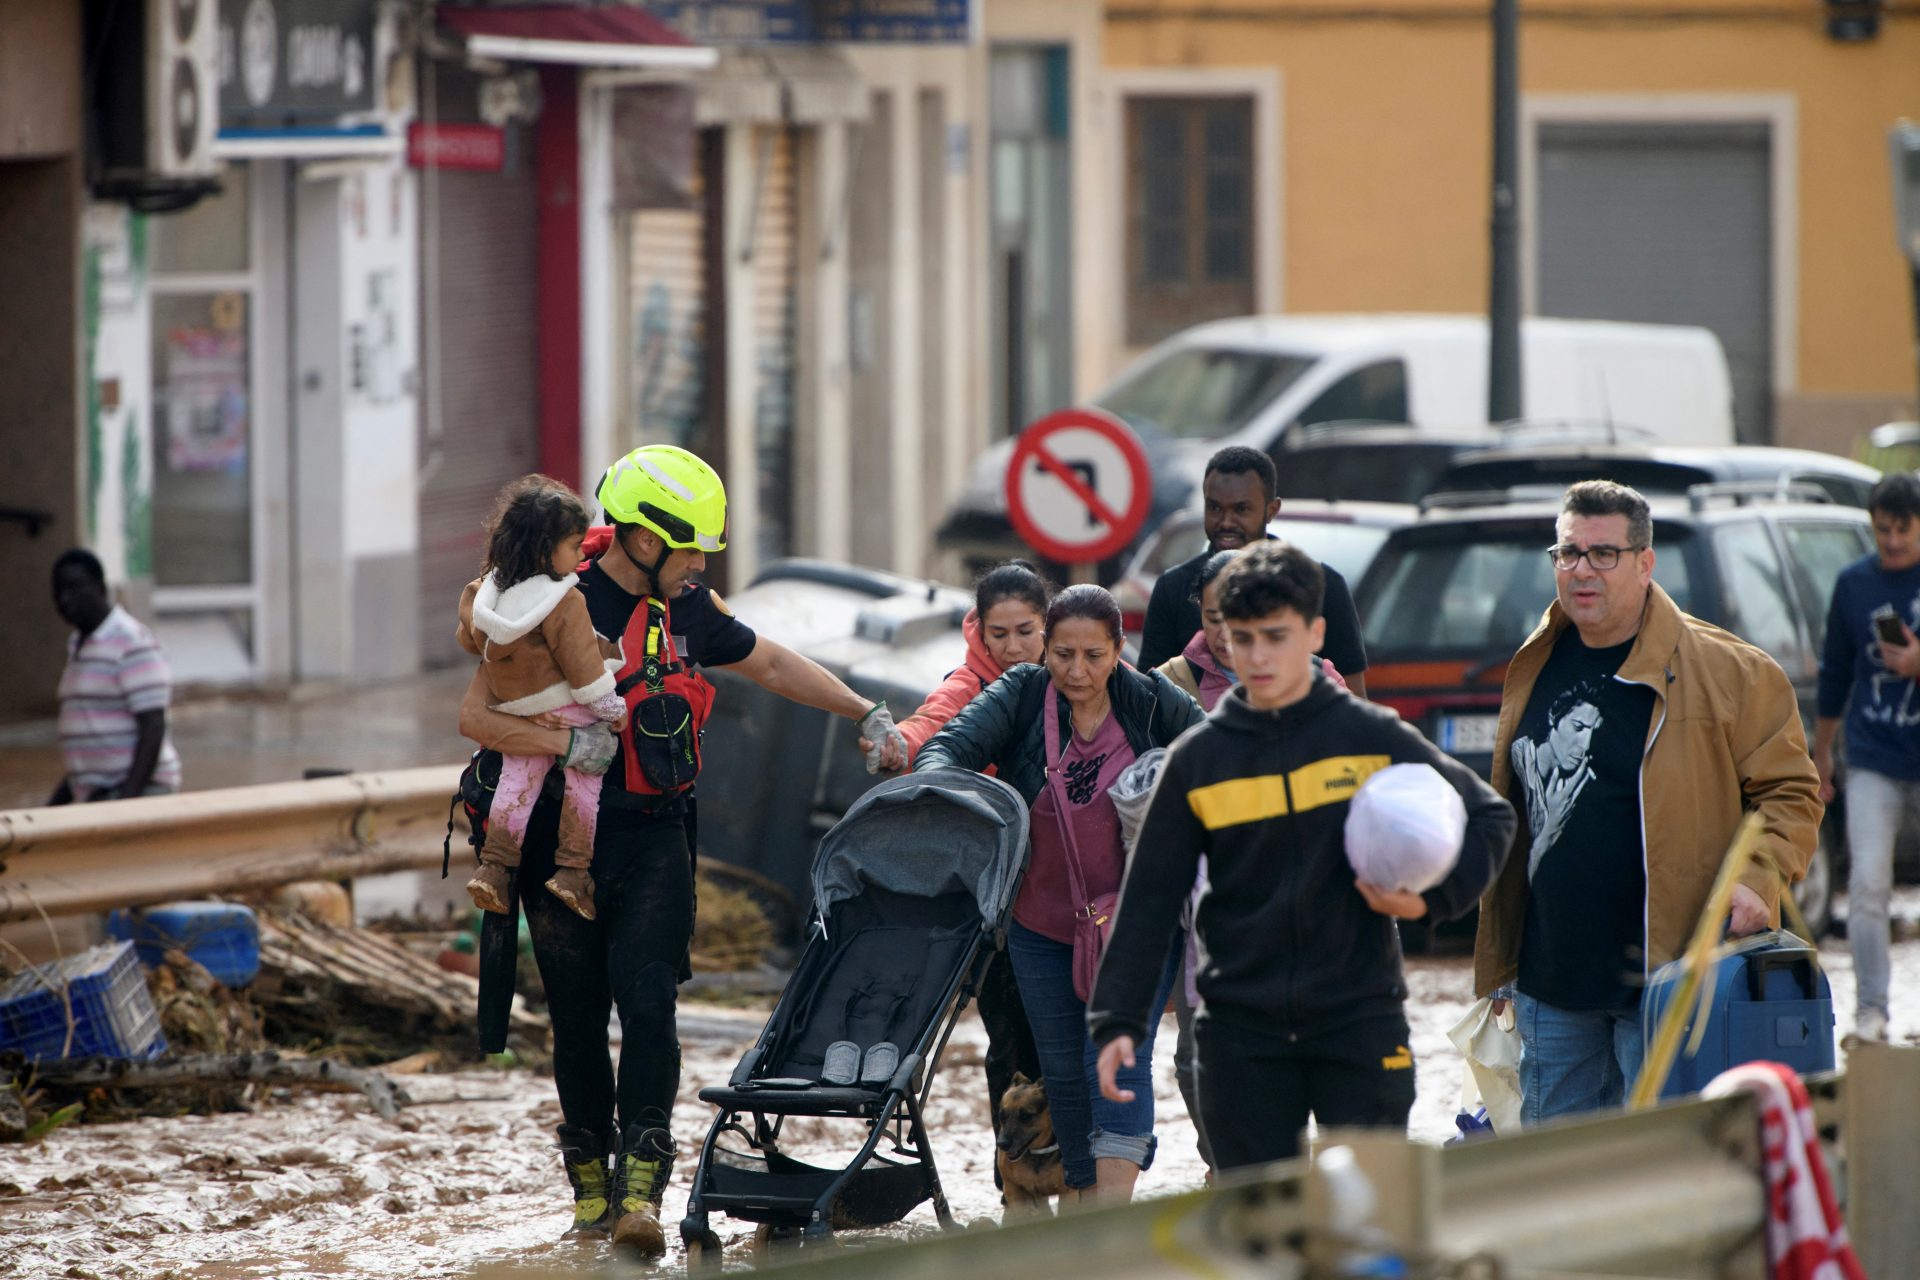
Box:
[916,586,1203,1203]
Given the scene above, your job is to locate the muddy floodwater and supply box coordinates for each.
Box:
[6,937,1914,1280]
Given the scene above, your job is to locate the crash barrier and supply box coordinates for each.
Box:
[0,767,464,923]
[458,1046,1917,1279]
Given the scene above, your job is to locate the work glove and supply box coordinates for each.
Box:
[860,701,908,775]
[562,722,618,776]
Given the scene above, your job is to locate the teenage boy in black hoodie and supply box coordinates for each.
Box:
[1090,542,1516,1168]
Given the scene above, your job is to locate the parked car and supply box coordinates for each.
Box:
[1111,499,1416,645]
[1275,424,1511,505]
[696,560,974,934]
[937,314,1735,580]
[1429,443,1881,509]
[1353,486,1874,936]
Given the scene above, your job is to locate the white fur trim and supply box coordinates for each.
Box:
[492,682,575,717]
[570,669,617,704]
[470,572,579,645]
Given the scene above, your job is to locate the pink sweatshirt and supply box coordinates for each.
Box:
[899,609,1006,764]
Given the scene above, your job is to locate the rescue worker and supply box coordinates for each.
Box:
[458,445,906,1257]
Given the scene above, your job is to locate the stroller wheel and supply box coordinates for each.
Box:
[682,1228,723,1273]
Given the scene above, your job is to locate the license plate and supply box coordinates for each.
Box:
[1439,714,1500,754]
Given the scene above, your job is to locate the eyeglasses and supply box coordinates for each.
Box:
[1547,543,1644,572]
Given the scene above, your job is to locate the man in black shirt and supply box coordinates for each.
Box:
[1136,447,1369,696]
[1474,480,1819,1123]
[460,446,904,1258]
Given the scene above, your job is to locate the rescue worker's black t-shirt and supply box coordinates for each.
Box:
[576,561,758,804]
[1511,628,1655,1011]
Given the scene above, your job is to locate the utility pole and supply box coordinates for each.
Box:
[1893,123,1920,415]
[1488,0,1522,422]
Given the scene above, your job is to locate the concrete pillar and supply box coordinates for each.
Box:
[721,122,760,584]
[887,90,926,576]
[796,121,852,562]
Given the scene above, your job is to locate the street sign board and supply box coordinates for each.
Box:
[1004,408,1152,566]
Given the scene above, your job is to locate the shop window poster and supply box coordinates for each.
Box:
[162,325,249,473]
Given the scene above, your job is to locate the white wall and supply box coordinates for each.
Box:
[80,204,154,596]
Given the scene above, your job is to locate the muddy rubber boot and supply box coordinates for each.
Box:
[557,1125,612,1237]
[545,866,597,921]
[609,1113,676,1258]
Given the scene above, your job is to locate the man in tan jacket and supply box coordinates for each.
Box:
[1473,480,1821,1123]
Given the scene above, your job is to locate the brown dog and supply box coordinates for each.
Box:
[995,1072,1068,1215]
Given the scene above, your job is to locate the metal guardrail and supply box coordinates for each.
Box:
[0,766,464,923]
[467,1045,1920,1279]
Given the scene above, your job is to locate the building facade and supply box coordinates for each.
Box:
[1100,0,1920,450]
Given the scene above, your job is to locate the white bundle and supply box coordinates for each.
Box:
[1108,748,1167,853]
[1343,763,1466,894]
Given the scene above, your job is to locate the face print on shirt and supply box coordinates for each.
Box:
[1512,682,1604,878]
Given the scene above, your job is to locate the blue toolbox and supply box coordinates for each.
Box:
[0,940,168,1061]
[1641,929,1835,1099]
[108,901,261,989]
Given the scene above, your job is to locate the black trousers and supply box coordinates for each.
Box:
[520,797,695,1145]
[1195,1010,1417,1169]
[977,947,1041,1154]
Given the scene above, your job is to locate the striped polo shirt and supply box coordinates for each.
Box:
[58,605,183,797]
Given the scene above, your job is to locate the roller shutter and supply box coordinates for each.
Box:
[1536,122,1773,443]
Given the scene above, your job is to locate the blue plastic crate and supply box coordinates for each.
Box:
[108,901,261,989]
[0,940,168,1061]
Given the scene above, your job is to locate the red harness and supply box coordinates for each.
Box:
[579,527,715,797]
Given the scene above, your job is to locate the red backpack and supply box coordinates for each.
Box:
[579,527,716,797]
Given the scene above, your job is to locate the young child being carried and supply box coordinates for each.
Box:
[458,475,625,921]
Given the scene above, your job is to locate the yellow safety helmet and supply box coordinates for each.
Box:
[596,445,727,553]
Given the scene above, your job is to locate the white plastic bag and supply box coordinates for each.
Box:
[1343,762,1466,894]
[1447,997,1523,1136]
[1109,748,1166,853]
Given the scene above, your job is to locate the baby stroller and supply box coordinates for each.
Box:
[679,768,1029,1259]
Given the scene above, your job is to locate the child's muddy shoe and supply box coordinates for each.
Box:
[467,864,514,914]
[546,867,597,920]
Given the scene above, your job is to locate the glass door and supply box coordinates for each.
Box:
[147,167,264,681]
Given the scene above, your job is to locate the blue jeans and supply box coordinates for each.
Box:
[1006,920,1178,1189]
[1843,768,1920,1019]
[1515,991,1645,1125]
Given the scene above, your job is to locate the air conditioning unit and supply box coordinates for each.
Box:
[148,0,218,178]
[88,0,221,207]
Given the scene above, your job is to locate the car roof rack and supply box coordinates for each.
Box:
[1494,419,1660,445]
[1685,480,1834,512]
[1417,485,1567,514]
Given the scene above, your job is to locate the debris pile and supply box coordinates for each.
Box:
[255,910,545,1061]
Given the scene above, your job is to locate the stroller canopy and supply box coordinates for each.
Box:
[812,768,1030,927]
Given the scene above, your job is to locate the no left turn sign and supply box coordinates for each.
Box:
[1004,408,1153,565]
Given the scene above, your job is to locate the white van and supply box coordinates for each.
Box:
[937,313,1734,572]
[1093,313,1735,451]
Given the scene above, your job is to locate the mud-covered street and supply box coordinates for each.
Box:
[6,933,1913,1280]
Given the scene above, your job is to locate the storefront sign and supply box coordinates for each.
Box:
[218,0,378,131]
[407,122,505,173]
[650,1,972,43]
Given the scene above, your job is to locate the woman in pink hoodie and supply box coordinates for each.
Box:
[890,560,1049,1197]
[898,560,1049,763]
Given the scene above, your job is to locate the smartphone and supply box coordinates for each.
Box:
[1873,604,1906,648]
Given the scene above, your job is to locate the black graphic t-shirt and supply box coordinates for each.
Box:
[1511,628,1656,1010]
